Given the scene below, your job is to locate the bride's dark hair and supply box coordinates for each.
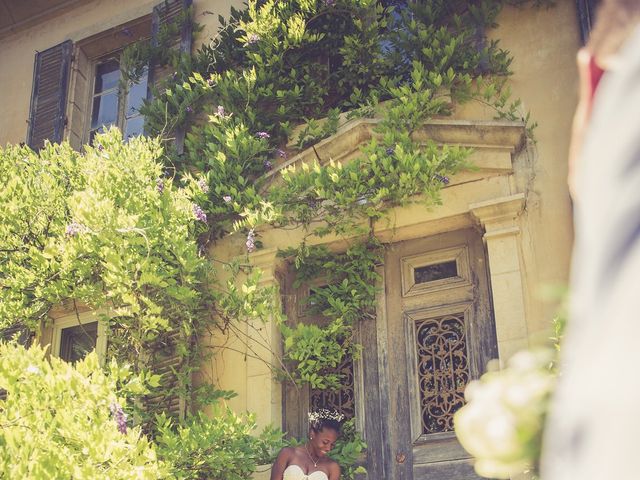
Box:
[308,408,345,433]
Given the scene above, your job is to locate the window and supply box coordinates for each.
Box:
[401,245,471,297]
[26,0,193,150]
[58,322,98,363]
[89,57,148,144]
[282,272,362,440]
[50,311,107,364]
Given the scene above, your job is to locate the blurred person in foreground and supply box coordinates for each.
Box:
[542,1,640,479]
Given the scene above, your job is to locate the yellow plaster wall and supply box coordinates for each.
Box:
[196,250,284,431]
[453,1,579,344]
[494,1,579,339]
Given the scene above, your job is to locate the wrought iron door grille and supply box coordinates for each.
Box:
[414,313,469,434]
[310,354,355,420]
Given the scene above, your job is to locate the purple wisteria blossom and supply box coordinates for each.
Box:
[197,179,209,193]
[156,178,165,193]
[433,174,450,185]
[223,195,232,203]
[65,221,87,237]
[385,147,395,155]
[256,131,271,139]
[186,106,193,113]
[193,204,208,223]
[248,33,261,44]
[110,403,128,434]
[264,160,273,170]
[246,229,256,253]
[276,148,287,159]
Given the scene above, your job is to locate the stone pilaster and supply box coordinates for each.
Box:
[246,248,284,432]
[470,194,529,365]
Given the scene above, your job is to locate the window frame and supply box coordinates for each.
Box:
[66,15,152,148]
[282,270,366,440]
[86,54,149,144]
[50,310,107,365]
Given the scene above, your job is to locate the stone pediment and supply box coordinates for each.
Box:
[264,117,527,189]
[216,117,531,256]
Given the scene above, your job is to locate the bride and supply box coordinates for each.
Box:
[270,409,344,480]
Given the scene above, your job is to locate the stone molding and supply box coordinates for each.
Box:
[469,193,526,237]
[470,193,529,364]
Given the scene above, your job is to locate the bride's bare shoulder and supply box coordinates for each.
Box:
[327,458,341,479]
[277,446,298,460]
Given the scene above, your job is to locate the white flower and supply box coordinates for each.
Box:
[454,347,557,479]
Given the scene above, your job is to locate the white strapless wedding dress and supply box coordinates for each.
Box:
[282,464,329,480]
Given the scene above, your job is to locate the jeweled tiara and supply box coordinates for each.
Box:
[308,408,345,424]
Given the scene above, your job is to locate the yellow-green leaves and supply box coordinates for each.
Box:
[155,408,283,479]
[0,130,209,407]
[286,14,306,45]
[0,342,167,479]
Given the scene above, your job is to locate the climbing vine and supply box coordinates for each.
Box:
[0,0,550,478]
[131,0,541,392]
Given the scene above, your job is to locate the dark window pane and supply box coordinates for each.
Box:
[125,68,148,117]
[89,129,100,145]
[94,59,120,93]
[124,115,145,139]
[305,284,335,316]
[91,92,119,129]
[414,260,458,284]
[59,322,98,363]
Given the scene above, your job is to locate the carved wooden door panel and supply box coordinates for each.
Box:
[383,229,497,480]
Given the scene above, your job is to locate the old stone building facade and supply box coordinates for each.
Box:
[0,0,594,477]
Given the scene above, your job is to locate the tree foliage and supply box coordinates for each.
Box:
[0,342,167,479]
[155,408,283,480]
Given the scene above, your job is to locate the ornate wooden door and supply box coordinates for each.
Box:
[382,228,497,479]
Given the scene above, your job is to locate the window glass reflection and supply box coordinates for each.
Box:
[124,68,148,139]
[90,58,147,144]
[91,92,119,129]
[124,116,145,138]
[94,59,120,93]
[126,69,148,116]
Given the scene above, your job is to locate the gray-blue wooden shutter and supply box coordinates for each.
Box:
[148,0,193,154]
[143,329,192,421]
[27,40,73,150]
[576,0,600,44]
[0,323,34,400]
[0,323,33,346]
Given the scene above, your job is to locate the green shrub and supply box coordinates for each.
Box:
[155,407,283,479]
[0,342,167,479]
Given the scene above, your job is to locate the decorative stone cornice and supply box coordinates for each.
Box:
[469,193,526,239]
[264,118,527,186]
[246,247,286,286]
